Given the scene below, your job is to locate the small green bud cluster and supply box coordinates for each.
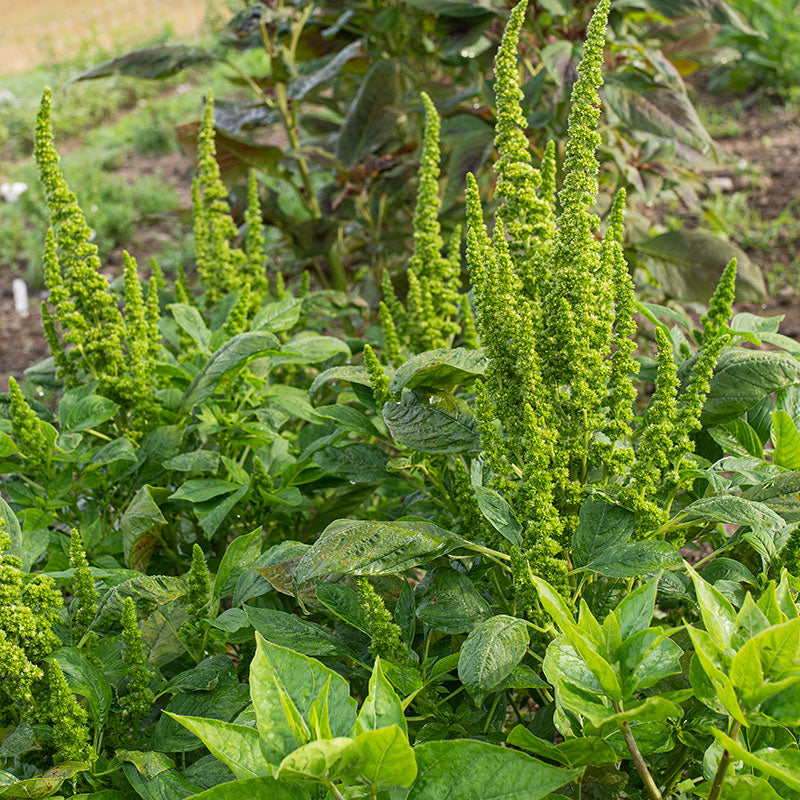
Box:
[193,95,270,314]
[355,577,413,666]
[8,378,51,475]
[116,597,155,741]
[0,517,90,761]
[379,94,467,362]
[35,89,159,438]
[69,530,98,646]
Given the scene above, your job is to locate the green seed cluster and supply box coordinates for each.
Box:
[0,518,90,760]
[355,577,412,666]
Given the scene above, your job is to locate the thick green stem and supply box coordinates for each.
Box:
[613,702,662,800]
[708,719,742,800]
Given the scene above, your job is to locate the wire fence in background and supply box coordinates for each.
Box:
[0,0,209,75]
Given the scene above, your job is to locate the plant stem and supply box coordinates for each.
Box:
[612,702,662,800]
[708,719,742,800]
[327,782,346,800]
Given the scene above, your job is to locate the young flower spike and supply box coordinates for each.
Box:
[700,258,737,341]
[8,377,50,474]
[363,345,390,409]
[355,577,412,666]
[118,597,154,737]
[69,530,98,644]
[47,659,91,762]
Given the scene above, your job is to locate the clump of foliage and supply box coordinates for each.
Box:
[3,2,800,799]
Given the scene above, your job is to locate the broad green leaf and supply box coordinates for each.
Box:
[70,44,215,82]
[314,583,368,633]
[312,405,378,437]
[457,615,529,701]
[287,40,363,101]
[313,443,390,483]
[631,230,764,304]
[616,577,659,639]
[744,472,800,523]
[249,635,356,765]
[0,498,22,561]
[0,762,90,799]
[213,527,262,607]
[194,485,249,537]
[617,629,683,694]
[532,575,575,633]
[165,715,268,780]
[407,739,582,800]
[169,304,211,352]
[49,647,112,725]
[183,776,310,800]
[581,541,682,578]
[337,59,400,166]
[293,519,464,586]
[275,736,352,782]
[309,366,378,397]
[564,628,622,702]
[90,437,137,466]
[250,297,302,332]
[383,393,480,454]
[169,479,242,503]
[686,627,746,725]
[682,495,785,532]
[687,566,738,649]
[120,485,166,572]
[572,499,635,567]
[183,332,281,408]
[269,334,350,367]
[711,732,800,793]
[59,393,119,433]
[356,658,407,735]
[338,725,417,790]
[92,574,186,632]
[245,607,346,657]
[389,348,487,394]
[474,487,522,547]
[772,410,800,469]
[414,567,491,635]
[698,348,800,426]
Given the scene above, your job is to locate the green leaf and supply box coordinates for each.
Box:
[162,450,220,473]
[356,658,407,735]
[616,577,659,639]
[165,715,268,780]
[183,332,281,408]
[572,499,635,567]
[338,725,417,790]
[474,487,522,548]
[183,777,310,800]
[414,567,491,635]
[194,485,249,537]
[213,528,262,608]
[70,44,215,82]
[711,732,800,792]
[389,348,487,394]
[313,443,390,483]
[312,405,378,437]
[772,410,800,469]
[407,739,582,800]
[314,583,368,633]
[682,495,785,532]
[49,647,112,726]
[532,575,575,633]
[581,541,682,578]
[169,304,211,352]
[251,297,302,333]
[309,366,378,397]
[293,519,464,586]
[245,607,346,657]
[687,566,738,649]
[699,349,800,427]
[0,498,22,561]
[630,230,765,304]
[169,479,242,503]
[0,762,90,799]
[617,630,683,694]
[687,627,746,725]
[457,615,529,701]
[120,485,166,572]
[275,736,351,782]
[59,393,119,433]
[270,334,350,367]
[382,392,480,455]
[249,634,357,766]
[337,59,401,166]
[90,437,137,466]
[746,472,800,522]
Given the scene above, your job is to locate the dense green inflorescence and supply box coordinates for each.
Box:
[35,88,160,438]
[372,0,731,607]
